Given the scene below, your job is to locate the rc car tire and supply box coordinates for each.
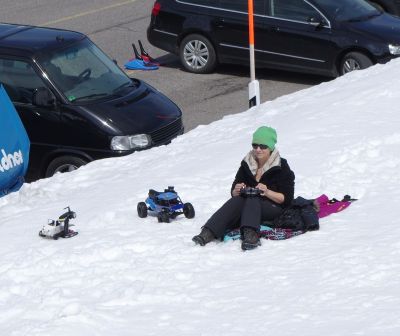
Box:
[179,34,217,74]
[160,211,170,223]
[340,52,373,75]
[45,155,87,178]
[137,202,148,218]
[183,203,195,219]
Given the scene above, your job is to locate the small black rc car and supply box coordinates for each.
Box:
[137,186,195,223]
[240,187,262,197]
[39,207,78,239]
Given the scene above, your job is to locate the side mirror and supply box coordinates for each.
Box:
[32,87,56,107]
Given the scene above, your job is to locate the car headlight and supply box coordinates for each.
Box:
[111,134,151,150]
[389,44,400,55]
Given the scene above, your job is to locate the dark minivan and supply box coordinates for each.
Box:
[148,0,400,76]
[0,23,183,181]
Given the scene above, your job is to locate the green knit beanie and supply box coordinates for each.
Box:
[252,126,277,150]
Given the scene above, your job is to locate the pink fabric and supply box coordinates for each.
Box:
[316,194,351,218]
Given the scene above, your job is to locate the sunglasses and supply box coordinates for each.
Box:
[252,143,269,150]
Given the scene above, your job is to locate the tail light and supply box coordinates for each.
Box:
[152,2,161,16]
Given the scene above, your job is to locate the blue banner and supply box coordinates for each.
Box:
[0,85,30,196]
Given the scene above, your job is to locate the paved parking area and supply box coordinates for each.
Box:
[0,0,329,131]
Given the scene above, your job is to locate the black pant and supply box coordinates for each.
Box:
[204,196,283,238]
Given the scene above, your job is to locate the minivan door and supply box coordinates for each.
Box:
[261,0,336,74]
[212,0,267,65]
[0,58,61,170]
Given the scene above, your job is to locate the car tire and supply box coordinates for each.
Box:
[137,202,148,218]
[179,34,217,74]
[340,52,373,75]
[45,155,87,178]
[183,202,195,219]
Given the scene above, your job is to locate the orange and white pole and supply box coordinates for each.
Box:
[248,0,260,107]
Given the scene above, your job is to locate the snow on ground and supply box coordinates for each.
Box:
[1,59,400,336]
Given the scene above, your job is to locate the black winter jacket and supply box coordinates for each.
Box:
[230,154,295,208]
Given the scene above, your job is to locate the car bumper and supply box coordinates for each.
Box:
[376,53,400,64]
[147,26,179,55]
[26,119,184,181]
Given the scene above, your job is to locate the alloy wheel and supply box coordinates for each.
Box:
[54,163,79,174]
[342,58,361,73]
[183,40,209,70]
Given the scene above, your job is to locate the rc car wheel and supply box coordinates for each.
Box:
[159,211,170,223]
[183,203,195,219]
[340,52,373,75]
[137,202,148,218]
[45,155,87,178]
[179,34,217,74]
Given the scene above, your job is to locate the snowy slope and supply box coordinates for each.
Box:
[1,59,400,336]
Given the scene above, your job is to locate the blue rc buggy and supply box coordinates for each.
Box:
[137,186,195,223]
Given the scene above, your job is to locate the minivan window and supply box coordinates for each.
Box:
[312,0,379,21]
[270,0,322,22]
[0,58,46,104]
[40,39,132,103]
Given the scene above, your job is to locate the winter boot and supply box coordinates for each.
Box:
[241,227,261,251]
[192,227,215,246]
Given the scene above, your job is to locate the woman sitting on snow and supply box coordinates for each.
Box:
[192,126,295,250]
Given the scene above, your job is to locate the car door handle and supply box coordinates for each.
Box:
[270,26,280,32]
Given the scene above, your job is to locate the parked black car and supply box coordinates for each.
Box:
[0,23,183,181]
[147,0,400,76]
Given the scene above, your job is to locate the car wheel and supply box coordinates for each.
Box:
[183,202,195,219]
[137,202,148,218]
[45,156,87,178]
[340,52,373,75]
[157,211,170,223]
[180,34,217,74]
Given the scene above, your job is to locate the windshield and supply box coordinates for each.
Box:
[311,0,380,21]
[39,39,133,102]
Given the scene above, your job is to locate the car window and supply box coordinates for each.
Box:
[39,40,132,102]
[181,0,266,15]
[0,58,46,104]
[180,0,218,6]
[312,0,379,21]
[269,0,322,22]
[219,0,266,15]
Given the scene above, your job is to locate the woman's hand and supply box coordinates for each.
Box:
[256,183,268,196]
[257,183,285,204]
[232,183,246,196]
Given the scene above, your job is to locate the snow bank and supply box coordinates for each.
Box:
[1,59,400,336]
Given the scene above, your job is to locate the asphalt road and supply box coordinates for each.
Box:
[0,0,330,131]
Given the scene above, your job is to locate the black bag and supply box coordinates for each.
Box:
[272,197,319,231]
